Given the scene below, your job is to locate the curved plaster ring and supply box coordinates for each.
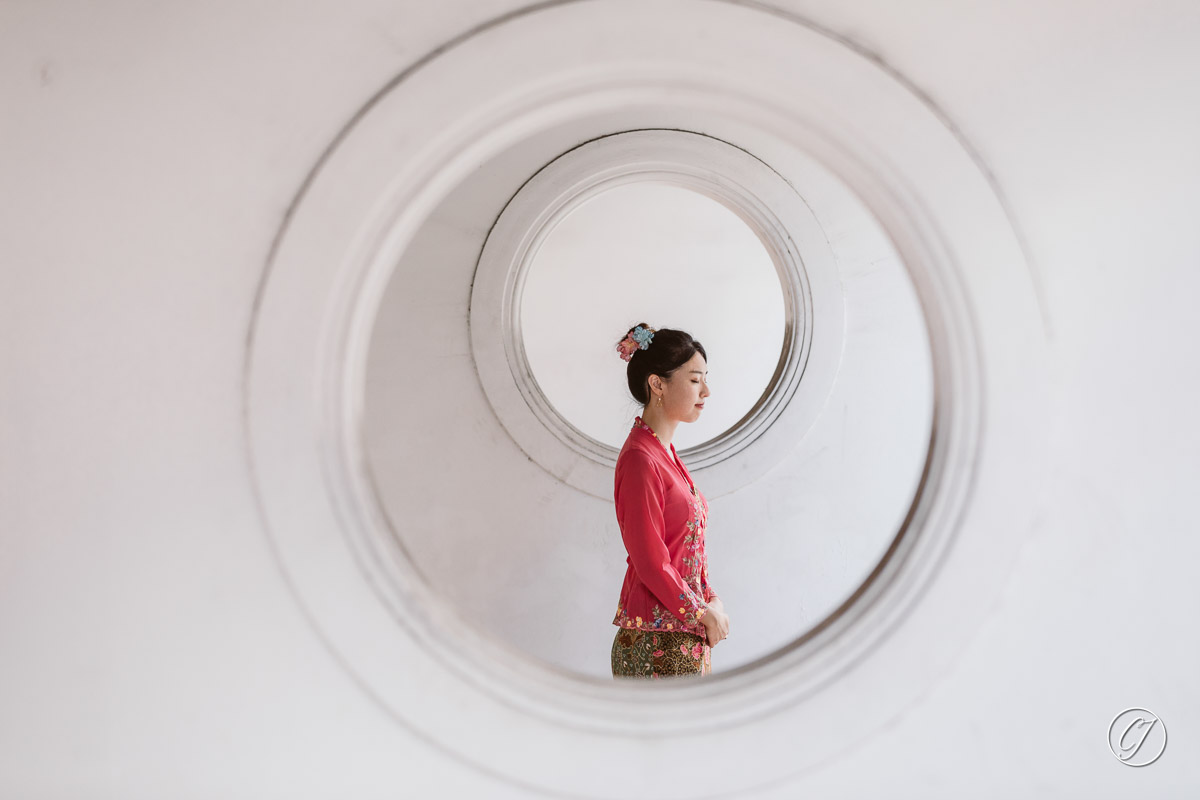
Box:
[243,1,1051,797]
[471,128,845,499]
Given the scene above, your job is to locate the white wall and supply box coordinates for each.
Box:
[3,1,1198,797]
[521,181,786,450]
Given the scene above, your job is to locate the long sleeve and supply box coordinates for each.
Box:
[614,451,709,626]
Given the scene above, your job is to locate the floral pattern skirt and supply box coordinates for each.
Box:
[611,627,711,679]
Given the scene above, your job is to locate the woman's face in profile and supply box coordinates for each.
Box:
[662,351,710,423]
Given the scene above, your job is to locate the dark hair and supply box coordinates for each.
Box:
[619,323,707,405]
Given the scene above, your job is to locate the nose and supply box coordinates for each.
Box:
[701,382,711,398]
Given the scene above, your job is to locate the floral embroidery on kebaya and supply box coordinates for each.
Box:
[631,415,658,437]
[612,416,717,638]
[613,599,705,633]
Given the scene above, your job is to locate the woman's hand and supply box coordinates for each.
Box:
[700,601,729,647]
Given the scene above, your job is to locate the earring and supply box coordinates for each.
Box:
[657,393,664,408]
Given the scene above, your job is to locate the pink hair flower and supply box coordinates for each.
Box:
[616,325,655,362]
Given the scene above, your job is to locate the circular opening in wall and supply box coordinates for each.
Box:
[245,1,1049,788]
[387,122,931,679]
[520,181,786,451]
[470,128,833,500]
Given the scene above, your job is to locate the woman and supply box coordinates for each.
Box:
[610,323,731,679]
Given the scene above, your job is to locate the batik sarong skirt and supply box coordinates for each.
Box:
[611,627,712,678]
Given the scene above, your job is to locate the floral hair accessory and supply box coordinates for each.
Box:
[616,325,656,362]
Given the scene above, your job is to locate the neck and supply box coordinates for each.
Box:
[640,405,678,448]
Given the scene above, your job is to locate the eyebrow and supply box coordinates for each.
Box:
[688,370,708,375]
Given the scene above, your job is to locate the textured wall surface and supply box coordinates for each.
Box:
[3,1,1198,797]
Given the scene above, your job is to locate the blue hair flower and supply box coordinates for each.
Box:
[616,324,657,362]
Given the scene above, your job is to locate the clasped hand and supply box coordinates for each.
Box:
[700,597,730,647]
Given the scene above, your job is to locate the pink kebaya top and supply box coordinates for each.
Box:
[612,416,718,637]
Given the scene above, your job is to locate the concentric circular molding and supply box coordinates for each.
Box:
[471,128,844,499]
[243,1,1051,797]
